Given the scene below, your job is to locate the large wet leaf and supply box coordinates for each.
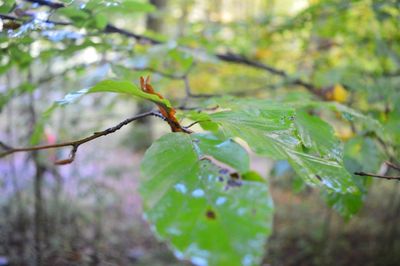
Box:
[209,99,358,194]
[140,133,273,266]
[211,107,299,160]
[289,100,386,141]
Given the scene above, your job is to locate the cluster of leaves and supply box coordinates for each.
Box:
[1,0,398,265]
[48,77,385,265]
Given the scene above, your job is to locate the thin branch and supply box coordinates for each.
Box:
[0,11,71,26]
[354,171,400,180]
[215,53,322,96]
[386,161,400,172]
[176,105,219,111]
[0,141,13,150]
[25,0,64,9]
[18,0,323,97]
[184,120,207,129]
[0,13,22,20]
[189,93,220,98]
[104,24,161,45]
[0,111,162,164]
[181,75,220,105]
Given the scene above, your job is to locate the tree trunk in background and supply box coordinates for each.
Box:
[176,0,190,38]
[146,0,167,32]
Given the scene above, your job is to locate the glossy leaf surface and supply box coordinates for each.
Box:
[295,111,341,161]
[55,79,171,108]
[210,99,358,194]
[140,133,273,266]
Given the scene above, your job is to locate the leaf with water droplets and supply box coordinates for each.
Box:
[140,133,273,266]
[209,98,359,194]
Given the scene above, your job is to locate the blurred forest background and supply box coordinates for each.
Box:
[0,0,399,265]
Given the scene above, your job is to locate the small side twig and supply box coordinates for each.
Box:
[354,171,400,180]
[386,161,400,172]
[0,141,13,150]
[184,120,211,129]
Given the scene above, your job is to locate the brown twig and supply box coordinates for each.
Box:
[0,13,22,21]
[0,111,163,164]
[215,52,322,96]
[0,141,13,150]
[354,171,400,180]
[386,161,400,172]
[184,120,211,129]
[25,0,64,9]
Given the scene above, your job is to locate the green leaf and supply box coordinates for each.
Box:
[8,46,32,68]
[331,103,385,139]
[322,136,385,219]
[180,111,219,132]
[292,175,306,193]
[291,100,386,141]
[344,136,385,174]
[286,151,356,193]
[295,111,342,161]
[140,133,273,266]
[94,13,108,29]
[110,0,155,13]
[55,79,172,108]
[57,6,90,26]
[192,133,250,173]
[385,108,400,145]
[209,99,358,194]
[89,80,172,108]
[0,0,15,13]
[210,106,299,160]
[88,0,155,15]
[323,189,363,220]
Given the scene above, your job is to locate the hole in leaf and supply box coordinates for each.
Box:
[230,172,240,179]
[205,209,216,220]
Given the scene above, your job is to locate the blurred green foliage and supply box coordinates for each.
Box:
[0,0,399,265]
